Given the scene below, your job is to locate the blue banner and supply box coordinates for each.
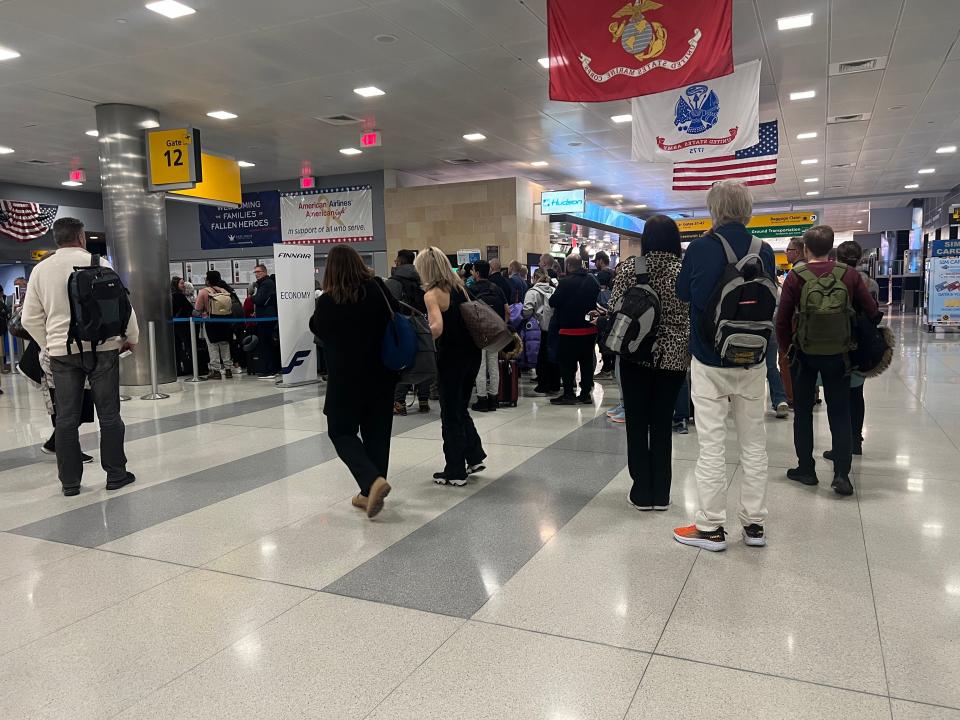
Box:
[931,239,960,257]
[200,191,280,249]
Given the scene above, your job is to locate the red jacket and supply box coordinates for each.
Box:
[776,261,880,351]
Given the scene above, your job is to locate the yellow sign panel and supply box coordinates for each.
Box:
[676,212,819,240]
[146,127,200,191]
[170,152,241,208]
[30,250,50,261]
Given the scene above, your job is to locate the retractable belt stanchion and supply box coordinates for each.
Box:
[7,331,19,375]
[184,317,204,383]
[140,321,170,401]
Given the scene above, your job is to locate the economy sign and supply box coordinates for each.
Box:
[199,191,280,250]
[280,185,374,245]
[676,212,818,241]
[541,189,586,215]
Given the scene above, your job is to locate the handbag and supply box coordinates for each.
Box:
[459,290,512,351]
[398,302,437,386]
[375,281,417,371]
[7,309,31,341]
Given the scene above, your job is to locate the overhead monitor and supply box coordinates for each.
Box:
[541,188,586,215]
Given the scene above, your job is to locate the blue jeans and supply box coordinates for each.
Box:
[765,333,787,408]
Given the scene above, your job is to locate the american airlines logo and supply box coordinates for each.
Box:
[278,252,311,259]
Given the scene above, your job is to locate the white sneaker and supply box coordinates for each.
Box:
[775,402,789,419]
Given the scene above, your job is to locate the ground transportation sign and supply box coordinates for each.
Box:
[280,186,373,245]
[676,212,818,241]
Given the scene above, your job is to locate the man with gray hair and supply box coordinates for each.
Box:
[548,252,600,405]
[487,257,513,302]
[673,180,776,552]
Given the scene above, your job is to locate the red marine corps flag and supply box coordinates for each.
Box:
[547,0,733,102]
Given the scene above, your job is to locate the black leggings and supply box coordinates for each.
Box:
[850,383,865,447]
[437,352,486,478]
[620,363,686,506]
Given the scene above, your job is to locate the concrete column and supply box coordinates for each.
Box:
[95,103,175,386]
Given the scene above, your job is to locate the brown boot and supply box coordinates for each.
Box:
[208,370,222,380]
[366,477,391,519]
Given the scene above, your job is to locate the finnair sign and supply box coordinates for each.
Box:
[541,189,586,215]
[275,243,317,387]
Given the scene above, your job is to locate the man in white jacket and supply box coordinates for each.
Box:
[20,218,139,496]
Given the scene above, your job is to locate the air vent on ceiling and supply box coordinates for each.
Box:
[831,162,856,168]
[829,56,887,76]
[443,158,481,165]
[314,114,361,126]
[18,159,55,165]
[828,112,872,124]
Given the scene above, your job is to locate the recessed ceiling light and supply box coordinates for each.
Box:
[857,220,863,224]
[611,114,633,124]
[888,105,907,111]
[936,145,956,154]
[790,90,816,101]
[145,1,196,19]
[634,204,647,209]
[530,161,549,167]
[339,147,362,155]
[609,194,623,199]
[0,146,14,154]
[805,190,820,196]
[463,133,486,142]
[778,13,813,30]
[918,168,936,174]
[803,177,819,183]
[206,110,237,120]
[797,131,818,140]
[575,180,591,186]
[237,161,256,168]
[85,130,99,137]
[353,86,385,97]
[538,57,550,69]
[140,119,160,129]
[904,183,919,189]
[61,180,82,187]
[0,46,21,61]
[800,158,818,165]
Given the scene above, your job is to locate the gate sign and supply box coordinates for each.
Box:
[146,127,201,191]
[199,191,280,249]
[676,212,818,241]
[280,185,374,245]
[541,189,586,215]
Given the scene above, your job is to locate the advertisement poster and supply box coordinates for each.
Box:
[274,244,318,386]
[927,256,960,327]
[169,261,184,280]
[280,185,374,245]
[199,191,281,250]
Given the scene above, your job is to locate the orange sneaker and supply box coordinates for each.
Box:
[673,524,727,552]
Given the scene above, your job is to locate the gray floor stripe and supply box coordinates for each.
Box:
[323,416,630,618]
[8,411,438,547]
[0,389,314,475]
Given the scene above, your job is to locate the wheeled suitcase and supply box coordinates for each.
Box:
[497,358,519,407]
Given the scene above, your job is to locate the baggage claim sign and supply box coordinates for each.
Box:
[280,185,374,245]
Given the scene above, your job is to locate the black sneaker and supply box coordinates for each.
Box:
[467,463,486,475]
[672,419,688,435]
[832,474,854,496]
[419,399,430,414]
[62,486,80,497]
[41,441,56,455]
[787,467,819,486]
[742,524,767,547]
[823,449,835,462]
[432,471,467,487]
[106,472,136,491]
[471,397,490,413]
[81,452,94,464]
[550,394,577,406]
[577,392,593,404]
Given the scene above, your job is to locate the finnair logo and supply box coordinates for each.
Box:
[281,349,312,375]
[278,252,311,259]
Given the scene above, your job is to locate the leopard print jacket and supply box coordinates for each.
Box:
[609,252,691,373]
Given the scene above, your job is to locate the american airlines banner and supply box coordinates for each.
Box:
[280,185,374,245]
[631,59,760,163]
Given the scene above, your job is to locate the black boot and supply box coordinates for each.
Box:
[471,395,489,413]
[487,394,499,411]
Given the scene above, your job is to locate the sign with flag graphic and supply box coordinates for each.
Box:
[0,200,59,242]
[631,60,760,163]
[672,119,779,191]
[547,0,733,102]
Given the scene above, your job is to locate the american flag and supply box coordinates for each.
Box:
[0,200,59,242]
[672,120,778,191]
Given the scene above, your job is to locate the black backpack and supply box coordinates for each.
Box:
[603,256,661,364]
[67,254,132,358]
[0,298,9,335]
[395,275,426,314]
[701,233,778,367]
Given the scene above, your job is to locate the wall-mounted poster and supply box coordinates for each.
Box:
[199,191,281,250]
[184,261,206,287]
[169,261,184,280]
[207,260,231,279]
[280,185,373,245]
[233,258,257,287]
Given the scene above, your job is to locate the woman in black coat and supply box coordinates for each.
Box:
[310,245,399,519]
[170,277,194,376]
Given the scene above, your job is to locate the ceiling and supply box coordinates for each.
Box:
[0,0,958,233]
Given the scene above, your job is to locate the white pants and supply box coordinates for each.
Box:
[476,347,500,397]
[690,357,769,531]
[209,341,232,373]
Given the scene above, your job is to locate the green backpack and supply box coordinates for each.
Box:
[794,265,855,355]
